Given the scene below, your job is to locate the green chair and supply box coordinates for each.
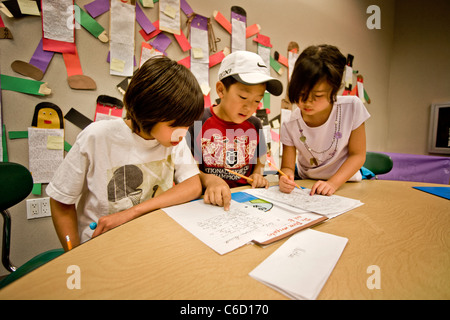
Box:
[0,162,64,289]
[363,152,394,178]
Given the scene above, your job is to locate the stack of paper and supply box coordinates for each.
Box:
[249,229,348,300]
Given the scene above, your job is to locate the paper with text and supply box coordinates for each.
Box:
[245,186,363,218]
[249,229,348,300]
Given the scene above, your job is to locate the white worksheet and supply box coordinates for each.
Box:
[163,200,278,255]
[249,229,348,300]
[245,186,363,218]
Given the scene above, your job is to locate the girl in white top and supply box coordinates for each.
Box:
[280,45,370,196]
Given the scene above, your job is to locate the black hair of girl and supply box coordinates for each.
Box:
[288,44,346,105]
[124,55,204,135]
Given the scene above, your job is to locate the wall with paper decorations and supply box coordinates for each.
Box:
[1,0,446,275]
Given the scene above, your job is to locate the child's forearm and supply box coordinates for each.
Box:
[50,198,79,251]
[328,153,366,189]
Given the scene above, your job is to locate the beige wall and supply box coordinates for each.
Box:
[386,0,450,154]
[0,0,446,275]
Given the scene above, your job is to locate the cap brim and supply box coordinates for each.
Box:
[233,74,283,96]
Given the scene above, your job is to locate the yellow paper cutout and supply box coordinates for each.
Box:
[36,107,62,129]
[192,47,204,59]
[164,4,177,19]
[47,135,64,150]
[110,58,126,72]
[18,0,40,16]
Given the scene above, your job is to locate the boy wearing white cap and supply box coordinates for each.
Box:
[188,51,283,210]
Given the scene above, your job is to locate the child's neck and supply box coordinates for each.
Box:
[302,104,333,127]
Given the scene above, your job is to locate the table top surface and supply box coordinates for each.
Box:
[1,179,449,300]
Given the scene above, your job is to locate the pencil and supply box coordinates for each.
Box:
[66,235,72,251]
[267,159,302,189]
[224,168,254,183]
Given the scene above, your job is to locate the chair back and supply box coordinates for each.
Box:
[363,152,394,175]
[0,162,33,211]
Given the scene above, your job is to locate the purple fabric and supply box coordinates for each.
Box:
[378,152,450,184]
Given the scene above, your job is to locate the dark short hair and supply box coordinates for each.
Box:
[288,44,346,105]
[124,55,204,134]
[220,76,238,90]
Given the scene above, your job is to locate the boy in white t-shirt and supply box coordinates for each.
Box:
[47,56,204,250]
[280,45,370,196]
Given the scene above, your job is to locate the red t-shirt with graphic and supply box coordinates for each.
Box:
[188,106,267,188]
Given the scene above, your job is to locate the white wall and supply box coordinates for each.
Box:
[1,0,446,276]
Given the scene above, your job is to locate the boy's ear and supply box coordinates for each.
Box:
[216,81,226,98]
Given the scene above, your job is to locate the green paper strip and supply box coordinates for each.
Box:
[32,183,42,196]
[0,74,46,96]
[2,124,8,162]
[270,56,282,74]
[263,92,270,109]
[74,4,104,38]
[64,141,72,152]
[9,131,28,139]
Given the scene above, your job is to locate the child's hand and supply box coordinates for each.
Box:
[279,174,297,194]
[203,175,232,211]
[310,180,337,196]
[92,211,128,238]
[249,173,269,189]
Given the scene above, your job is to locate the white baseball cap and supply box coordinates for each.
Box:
[218,51,283,96]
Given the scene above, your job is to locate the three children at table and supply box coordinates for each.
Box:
[48,45,369,249]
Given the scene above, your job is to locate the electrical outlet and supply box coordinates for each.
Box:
[26,197,52,219]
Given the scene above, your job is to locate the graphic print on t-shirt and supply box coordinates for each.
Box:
[106,157,174,214]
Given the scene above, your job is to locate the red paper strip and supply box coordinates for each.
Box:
[62,47,83,76]
[246,24,260,38]
[139,20,161,41]
[209,50,225,68]
[174,29,191,52]
[253,34,272,48]
[178,56,190,68]
[213,11,231,34]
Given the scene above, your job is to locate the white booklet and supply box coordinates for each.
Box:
[245,186,363,218]
[249,229,348,300]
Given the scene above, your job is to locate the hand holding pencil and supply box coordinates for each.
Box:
[267,159,303,192]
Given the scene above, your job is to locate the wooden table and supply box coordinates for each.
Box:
[0,180,449,300]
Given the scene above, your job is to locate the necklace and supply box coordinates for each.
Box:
[297,104,342,167]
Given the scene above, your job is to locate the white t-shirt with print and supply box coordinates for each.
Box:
[280,96,370,181]
[46,118,199,242]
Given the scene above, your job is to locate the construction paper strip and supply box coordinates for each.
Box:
[246,24,260,38]
[231,9,246,52]
[213,11,231,34]
[209,50,225,68]
[110,0,135,77]
[8,131,29,139]
[150,33,171,54]
[270,56,283,75]
[29,39,54,73]
[413,186,450,200]
[274,51,288,67]
[139,20,161,41]
[64,108,92,130]
[84,0,109,18]
[0,74,50,96]
[159,0,181,35]
[31,183,41,196]
[140,42,163,67]
[253,34,272,48]
[62,48,83,77]
[174,29,191,52]
[75,4,106,41]
[136,1,156,34]
[180,0,193,17]
[1,125,6,162]
[190,14,209,96]
[177,56,190,68]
